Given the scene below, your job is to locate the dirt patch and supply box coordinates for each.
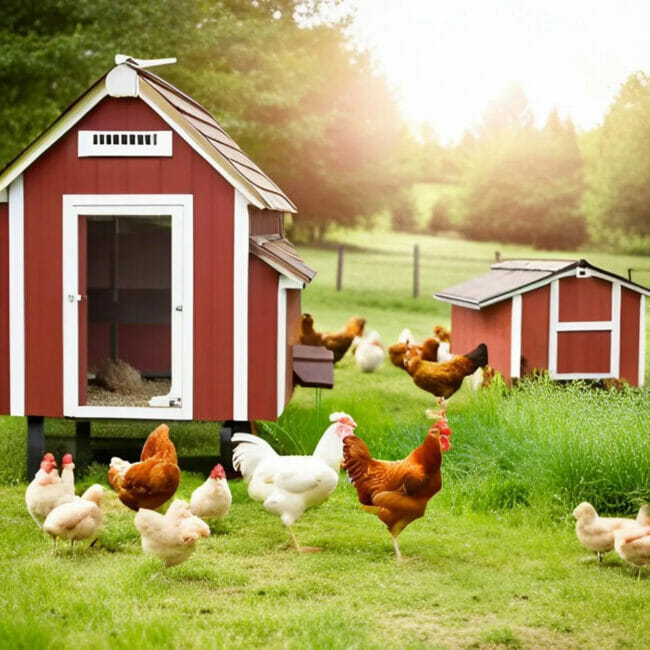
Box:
[86,378,171,407]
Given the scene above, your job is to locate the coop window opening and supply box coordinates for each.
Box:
[77,130,173,157]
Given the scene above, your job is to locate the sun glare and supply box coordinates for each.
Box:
[349,0,650,142]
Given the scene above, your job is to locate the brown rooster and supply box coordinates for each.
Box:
[404,342,488,400]
[433,325,451,343]
[108,423,180,511]
[342,404,451,559]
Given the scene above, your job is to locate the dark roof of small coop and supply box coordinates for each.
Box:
[435,259,650,309]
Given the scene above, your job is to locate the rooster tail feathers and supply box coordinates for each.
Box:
[231,433,278,479]
[466,343,488,368]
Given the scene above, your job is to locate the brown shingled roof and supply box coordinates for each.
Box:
[249,234,316,285]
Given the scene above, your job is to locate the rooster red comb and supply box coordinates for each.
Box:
[62,453,73,465]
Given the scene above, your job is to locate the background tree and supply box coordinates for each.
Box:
[582,71,650,252]
[458,85,586,249]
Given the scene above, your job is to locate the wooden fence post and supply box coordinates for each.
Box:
[495,250,501,262]
[413,244,420,298]
[336,244,344,291]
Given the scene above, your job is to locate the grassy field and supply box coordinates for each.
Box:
[0,231,648,648]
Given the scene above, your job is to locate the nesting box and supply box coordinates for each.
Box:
[0,56,324,439]
[435,259,648,385]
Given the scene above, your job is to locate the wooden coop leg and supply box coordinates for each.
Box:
[219,420,253,478]
[75,421,92,474]
[27,416,45,480]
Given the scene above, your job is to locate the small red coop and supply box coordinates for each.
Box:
[435,259,648,385]
[0,56,330,476]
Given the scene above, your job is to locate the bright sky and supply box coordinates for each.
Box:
[347,0,650,142]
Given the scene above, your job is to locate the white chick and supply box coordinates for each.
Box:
[25,453,74,528]
[572,501,639,563]
[190,463,232,520]
[134,500,210,567]
[43,484,103,552]
[614,525,650,579]
[354,330,385,373]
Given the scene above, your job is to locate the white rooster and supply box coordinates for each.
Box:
[232,412,356,552]
[134,500,210,567]
[190,463,232,520]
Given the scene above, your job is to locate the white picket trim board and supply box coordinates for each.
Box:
[277,275,303,417]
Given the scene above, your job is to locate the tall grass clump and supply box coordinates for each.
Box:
[447,377,650,516]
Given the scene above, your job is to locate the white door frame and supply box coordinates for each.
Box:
[62,194,193,420]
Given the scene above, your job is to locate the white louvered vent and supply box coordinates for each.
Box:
[78,131,173,157]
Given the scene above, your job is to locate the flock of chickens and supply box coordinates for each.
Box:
[22,316,649,576]
[25,413,650,576]
[299,314,490,400]
[24,405,452,565]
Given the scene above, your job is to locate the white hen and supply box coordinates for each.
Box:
[232,412,356,552]
[60,453,75,498]
[354,330,385,373]
[25,453,74,528]
[43,484,103,552]
[134,500,210,567]
[190,463,232,520]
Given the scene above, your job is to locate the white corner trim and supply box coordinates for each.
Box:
[510,294,522,378]
[639,296,645,386]
[0,84,107,193]
[610,282,621,378]
[62,193,193,419]
[232,190,249,421]
[8,176,25,415]
[106,63,139,97]
[276,284,288,418]
[0,188,7,203]
[548,280,559,376]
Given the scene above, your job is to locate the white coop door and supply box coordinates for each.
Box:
[62,194,193,419]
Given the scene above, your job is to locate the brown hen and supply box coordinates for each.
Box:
[300,313,365,363]
[342,405,450,559]
[108,423,180,511]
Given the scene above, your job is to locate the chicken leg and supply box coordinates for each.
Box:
[392,534,402,561]
[287,526,322,553]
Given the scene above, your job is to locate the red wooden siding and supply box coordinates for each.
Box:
[619,288,641,386]
[0,203,9,414]
[557,331,610,373]
[559,276,611,322]
[285,288,301,408]
[451,301,511,379]
[247,256,278,420]
[521,285,550,376]
[22,97,235,419]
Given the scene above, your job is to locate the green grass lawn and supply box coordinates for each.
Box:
[0,231,648,648]
[1,469,649,649]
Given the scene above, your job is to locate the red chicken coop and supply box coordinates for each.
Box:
[435,259,648,385]
[0,55,332,477]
